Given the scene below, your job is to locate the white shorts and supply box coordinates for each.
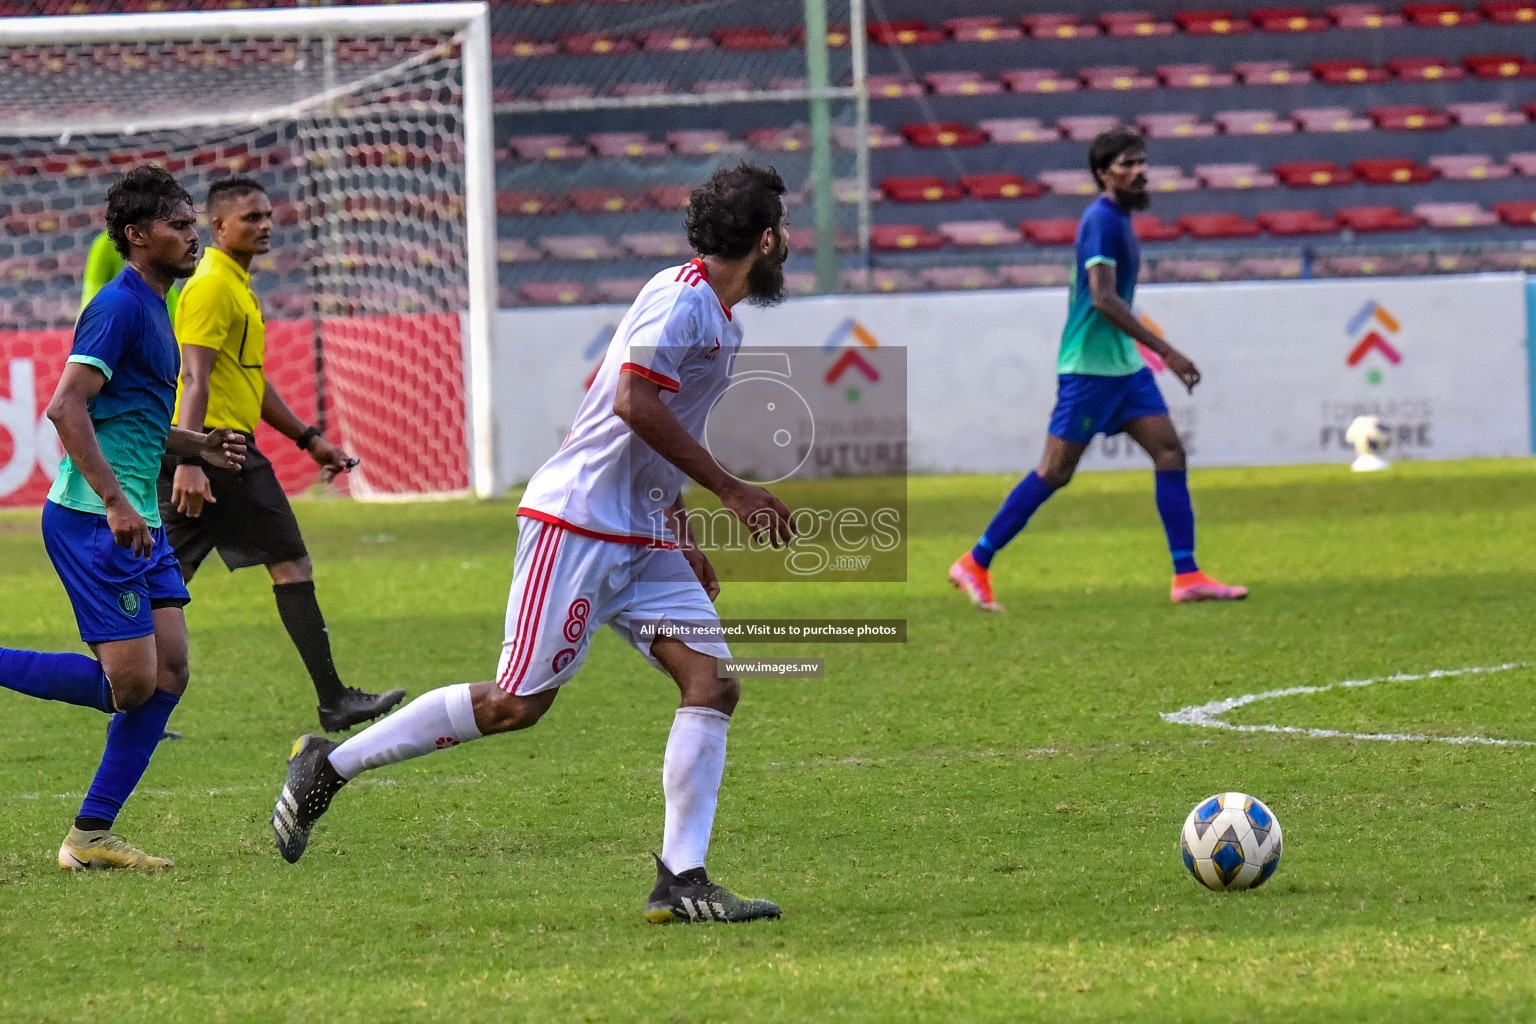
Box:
[493,516,733,696]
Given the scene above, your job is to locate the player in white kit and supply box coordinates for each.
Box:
[271,164,796,924]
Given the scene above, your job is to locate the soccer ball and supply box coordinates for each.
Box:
[1344,415,1390,472]
[1179,792,1283,891]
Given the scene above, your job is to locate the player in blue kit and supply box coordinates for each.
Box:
[0,167,246,872]
[951,131,1247,610]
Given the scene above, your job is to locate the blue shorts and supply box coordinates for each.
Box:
[41,501,190,644]
[1047,367,1170,445]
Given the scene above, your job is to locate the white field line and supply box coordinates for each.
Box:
[1162,662,1535,747]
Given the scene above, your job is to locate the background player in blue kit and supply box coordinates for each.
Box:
[0,167,245,872]
[950,131,1247,611]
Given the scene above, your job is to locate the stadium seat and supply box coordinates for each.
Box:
[1336,205,1422,231]
[1311,59,1390,84]
[538,235,623,260]
[1020,218,1081,245]
[843,268,925,293]
[1509,152,1536,175]
[745,128,809,153]
[1157,63,1235,87]
[944,16,1024,41]
[517,282,595,306]
[868,21,945,45]
[506,135,588,161]
[493,36,558,59]
[1402,2,1481,26]
[1022,13,1100,38]
[588,133,669,159]
[1236,256,1305,278]
[1484,249,1536,270]
[1446,102,1527,126]
[1351,158,1438,184]
[1059,115,1122,141]
[870,225,945,251]
[1147,165,1201,191]
[1256,208,1341,234]
[645,184,694,211]
[497,190,560,217]
[619,232,690,259]
[1385,56,1465,81]
[924,72,1003,97]
[1152,259,1235,282]
[1099,10,1176,35]
[1480,0,1536,22]
[1177,213,1261,238]
[921,267,1002,290]
[834,179,883,205]
[692,79,753,95]
[1253,6,1331,31]
[1234,60,1312,84]
[1414,201,1497,227]
[1138,113,1217,138]
[668,130,735,155]
[979,117,1062,143]
[939,220,1025,246]
[998,263,1073,286]
[787,24,854,48]
[1174,10,1253,34]
[1294,108,1373,132]
[866,75,925,99]
[1080,66,1158,90]
[1493,199,1536,225]
[1428,153,1512,179]
[1000,69,1080,93]
[1368,106,1452,130]
[635,29,711,53]
[595,277,648,303]
[1133,214,1184,239]
[1216,109,1297,134]
[783,272,818,298]
[881,176,963,203]
[1462,53,1536,78]
[1197,163,1279,188]
[1038,169,1100,196]
[1329,4,1406,28]
[567,188,644,214]
[531,85,595,102]
[833,124,906,149]
[713,27,791,51]
[609,82,670,99]
[960,173,1045,199]
[901,123,986,148]
[1317,254,1418,276]
[560,34,634,57]
[786,227,858,253]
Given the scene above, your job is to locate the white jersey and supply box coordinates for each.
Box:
[518,258,743,544]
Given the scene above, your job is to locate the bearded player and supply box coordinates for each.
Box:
[951,131,1247,611]
[271,164,796,924]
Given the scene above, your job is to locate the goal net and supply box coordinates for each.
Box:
[0,4,497,501]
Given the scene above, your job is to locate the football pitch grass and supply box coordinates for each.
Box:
[2,460,1534,1023]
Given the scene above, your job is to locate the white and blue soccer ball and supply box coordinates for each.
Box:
[1180,792,1283,891]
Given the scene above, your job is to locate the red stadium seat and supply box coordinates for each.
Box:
[595,278,648,304]
[870,225,945,251]
[1233,61,1311,84]
[924,72,1003,96]
[1493,200,1536,225]
[1020,219,1081,245]
[866,75,925,99]
[1294,107,1374,132]
[1311,59,1389,84]
[832,124,907,149]
[1386,56,1465,81]
[944,16,1024,41]
[517,282,595,306]
[840,268,923,293]
[786,228,858,253]
[1402,2,1480,26]
[1329,4,1406,27]
[868,21,945,45]
[1336,206,1421,231]
[609,82,670,99]
[620,233,690,259]
[1000,69,1080,93]
[1414,201,1497,227]
[1256,209,1340,234]
[1479,0,1536,21]
[506,135,588,161]
[1080,65,1158,90]
[667,130,735,155]
[1174,10,1253,34]
[1463,53,1536,78]
[834,179,883,206]
[1038,169,1100,196]
[538,235,623,260]
[901,123,987,148]
[1138,113,1217,138]
[1100,11,1176,35]
[1022,14,1100,38]
[635,29,711,53]
[567,188,644,214]
[497,238,541,264]
[1147,165,1202,191]
[588,133,669,159]
[712,27,791,51]
[531,84,595,102]
[979,118,1062,143]
[1352,158,1438,184]
[881,176,963,202]
[1429,153,1512,179]
[960,173,1045,199]
[1368,106,1452,131]
[1197,163,1279,188]
[1151,259,1235,282]
[1253,7,1330,31]
[1058,115,1122,141]
[1237,257,1305,278]
[560,34,634,57]
[1132,214,1184,240]
[1274,160,1355,186]
[921,267,1002,290]
[783,272,818,298]
[1446,101,1527,126]
[745,128,810,153]
[1509,152,1536,175]
[999,264,1073,286]
[692,79,753,95]
[645,185,694,211]
[1177,213,1261,238]
[1157,63,1235,87]
[496,190,561,217]
[1216,109,1297,134]
[939,220,1025,247]
[787,25,853,48]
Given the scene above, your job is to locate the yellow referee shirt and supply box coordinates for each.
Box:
[172,247,266,434]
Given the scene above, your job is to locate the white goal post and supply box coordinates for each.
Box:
[0,3,499,499]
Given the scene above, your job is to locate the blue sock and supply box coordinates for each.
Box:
[1155,469,1200,574]
[0,648,114,713]
[77,688,180,828]
[972,471,1057,569]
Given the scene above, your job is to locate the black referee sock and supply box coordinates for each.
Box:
[273,581,347,705]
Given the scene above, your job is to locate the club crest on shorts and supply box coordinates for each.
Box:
[552,647,577,673]
[117,591,141,617]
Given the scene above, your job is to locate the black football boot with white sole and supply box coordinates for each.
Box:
[272,734,347,863]
[644,853,781,924]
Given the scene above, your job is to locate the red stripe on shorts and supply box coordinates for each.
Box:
[507,524,565,693]
[497,524,556,691]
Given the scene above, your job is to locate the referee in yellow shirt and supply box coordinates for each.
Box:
[159,178,404,732]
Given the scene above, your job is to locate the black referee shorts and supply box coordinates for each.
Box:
[157,445,309,574]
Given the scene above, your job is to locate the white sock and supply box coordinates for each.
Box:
[328,683,482,781]
[661,706,731,874]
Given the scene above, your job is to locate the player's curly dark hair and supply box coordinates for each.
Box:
[1087,130,1146,189]
[685,163,787,260]
[105,165,193,258]
[206,175,266,213]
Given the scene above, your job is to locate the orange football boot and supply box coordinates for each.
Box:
[949,552,1003,612]
[1171,570,1248,603]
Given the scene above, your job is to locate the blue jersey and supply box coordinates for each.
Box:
[47,267,180,526]
[1060,194,1145,377]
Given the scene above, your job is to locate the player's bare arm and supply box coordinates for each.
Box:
[614,371,795,547]
[1085,262,1200,393]
[170,343,217,515]
[666,492,721,601]
[261,382,355,483]
[164,425,247,470]
[46,363,151,557]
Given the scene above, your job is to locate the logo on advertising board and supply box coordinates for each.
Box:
[1344,300,1403,386]
[0,358,63,500]
[1319,299,1431,454]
